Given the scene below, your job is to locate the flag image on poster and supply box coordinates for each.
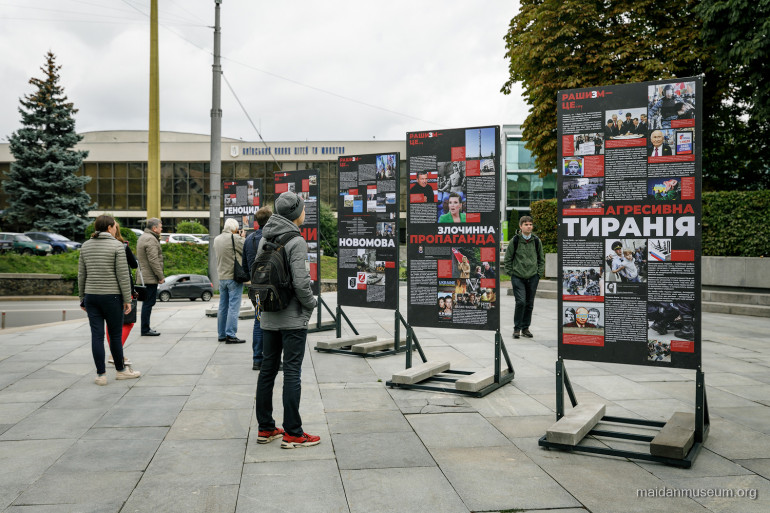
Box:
[557,78,702,370]
[274,170,320,295]
[336,153,400,310]
[406,126,501,331]
[223,179,263,231]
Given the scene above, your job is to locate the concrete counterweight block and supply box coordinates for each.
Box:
[390,361,451,384]
[351,337,406,354]
[650,412,695,459]
[315,334,377,350]
[454,367,513,392]
[546,402,606,446]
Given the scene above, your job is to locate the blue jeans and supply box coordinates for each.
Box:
[140,283,158,334]
[512,275,539,330]
[256,329,306,437]
[85,294,126,374]
[252,311,263,365]
[218,279,242,338]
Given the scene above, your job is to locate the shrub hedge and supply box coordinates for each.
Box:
[529,191,770,257]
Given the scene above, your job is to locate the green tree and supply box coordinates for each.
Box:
[2,52,92,237]
[176,220,208,234]
[501,0,763,190]
[319,201,338,256]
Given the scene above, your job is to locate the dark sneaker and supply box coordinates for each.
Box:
[513,329,520,339]
[257,428,285,444]
[252,362,262,371]
[522,328,533,338]
[281,432,320,449]
[218,337,226,342]
[225,336,246,344]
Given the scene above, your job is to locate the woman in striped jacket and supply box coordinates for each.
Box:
[78,215,141,385]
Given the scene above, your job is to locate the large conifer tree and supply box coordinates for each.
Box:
[3,51,92,237]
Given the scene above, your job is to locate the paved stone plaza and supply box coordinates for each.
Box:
[1,289,769,513]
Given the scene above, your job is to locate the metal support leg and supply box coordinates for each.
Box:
[556,359,565,420]
[494,331,501,383]
[336,305,342,338]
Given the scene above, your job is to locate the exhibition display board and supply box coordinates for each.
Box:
[557,78,702,370]
[223,179,263,231]
[274,169,320,296]
[336,153,400,311]
[406,126,501,332]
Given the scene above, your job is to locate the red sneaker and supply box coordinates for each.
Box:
[281,432,321,449]
[257,428,285,444]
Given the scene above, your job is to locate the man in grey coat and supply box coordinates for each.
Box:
[255,191,320,449]
[136,218,165,336]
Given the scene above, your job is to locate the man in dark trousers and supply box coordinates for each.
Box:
[503,216,545,339]
[242,207,273,370]
[255,191,320,449]
[136,217,165,336]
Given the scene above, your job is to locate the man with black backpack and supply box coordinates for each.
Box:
[503,216,545,340]
[254,191,320,449]
[242,207,273,371]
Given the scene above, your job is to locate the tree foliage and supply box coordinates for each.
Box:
[2,52,92,237]
[319,201,338,256]
[176,220,208,234]
[502,0,769,190]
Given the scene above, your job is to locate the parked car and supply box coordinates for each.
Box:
[129,228,144,237]
[159,233,206,245]
[0,237,12,253]
[157,274,214,302]
[0,232,53,255]
[25,232,82,254]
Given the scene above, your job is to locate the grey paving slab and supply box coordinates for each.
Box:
[407,412,510,449]
[183,384,254,410]
[142,439,245,484]
[704,417,770,459]
[431,445,581,511]
[326,410,412,434]
[0,408,105,440]
[93,395,187,428]
[41,386,126,410]
[342,467,469,513]
[0,439,75,509]
[244,420,334,463]
[664,474,770,513]
[735,458,770,479]
[12,471,142,509]
[46,438,161,473]
[320,384,399,412]
[238,459,347,513]
[165,408,252,440]
[81,426,169,440]
[197,364,257,386]
[332,431,434,469]
[0,402,44,423]
[489,414,556,440]
[122,481,239,513]
[0,377,73,404]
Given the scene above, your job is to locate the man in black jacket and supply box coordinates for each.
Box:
[242,207,273,370]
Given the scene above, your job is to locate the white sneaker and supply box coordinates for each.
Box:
[115,367,141,380]
[95,374,107,386]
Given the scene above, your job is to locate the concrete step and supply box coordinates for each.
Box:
[702,302,770,318]
[390,361,450,385]
[351,337,406,354]
[702,289,770,306]
[454,367,513,392]
[546,402,606,446]
[650,412,695,459]
[315,334,378,350]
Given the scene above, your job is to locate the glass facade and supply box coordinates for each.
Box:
[504,126,556,214]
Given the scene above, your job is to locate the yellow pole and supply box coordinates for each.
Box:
[147,0,161,219]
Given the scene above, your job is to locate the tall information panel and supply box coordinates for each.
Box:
[557,78,702,370]
[274,170,320,296]
[337,153,400,311]
[223,179,263,231]
[406,126,501,332]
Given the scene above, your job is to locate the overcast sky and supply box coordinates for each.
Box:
[0,0,527,143]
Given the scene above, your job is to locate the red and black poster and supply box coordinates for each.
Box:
[223,179,262,231]
[336,153,400,310]
[557,78,702,369]
[274,170,320,296]
[406,126,501,331]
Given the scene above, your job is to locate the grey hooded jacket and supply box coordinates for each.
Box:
[256,214,317,330]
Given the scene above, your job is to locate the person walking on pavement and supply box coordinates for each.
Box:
[136,217,164,336]
[214,218,246,344]
[255,191,320,449]
[106,221,137,367]
[503,216,545,339]
[79,215,141,385]
[242,207,273,368]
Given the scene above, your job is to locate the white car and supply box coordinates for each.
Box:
[160,233,207,245]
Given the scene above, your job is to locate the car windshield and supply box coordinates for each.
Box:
[15,235,33,242]
[165,275,181,284]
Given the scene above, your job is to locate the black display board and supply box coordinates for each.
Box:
[223,179,263,231]
[274,170,320,296]
[336,153,400,310]
[406,126,501,331]
[557,78,702,370]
